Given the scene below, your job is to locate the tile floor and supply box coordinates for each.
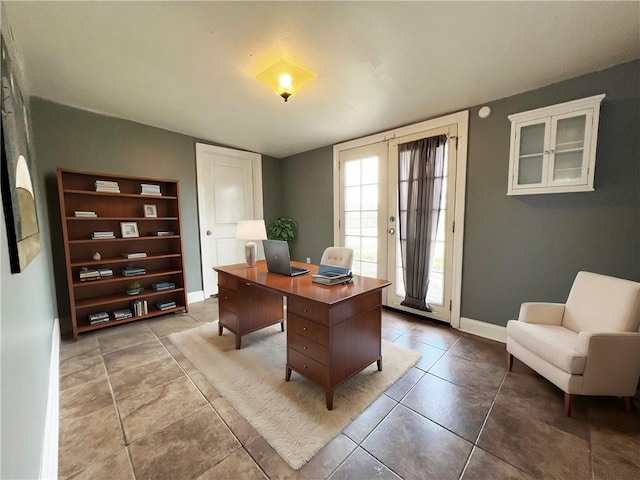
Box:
[58,298,640,479]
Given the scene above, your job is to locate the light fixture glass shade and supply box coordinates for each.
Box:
[236,220,267,267]
[256,58,316,102]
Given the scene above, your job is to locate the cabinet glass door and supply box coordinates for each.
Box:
[516,121,547,186]
[549,110,591,185]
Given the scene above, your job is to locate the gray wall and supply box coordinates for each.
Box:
[281,146,335,263]
[30,98,284,333]
[463,60,639,325]
[1,193,57,480]
[283,61,640,326]
[1,16,57,478]
[1,102,57,480]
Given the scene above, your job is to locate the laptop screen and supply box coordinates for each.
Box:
[262,240,309,276]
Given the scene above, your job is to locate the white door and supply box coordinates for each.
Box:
[334,112,468,326]
[196,143,263,298]
[338,142,389,281]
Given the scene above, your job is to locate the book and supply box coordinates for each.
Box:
[74,211,97,217]
[113,309,133,320]
[122,268,146,276]
[131,300,148,317]
[152,282,175,291]
[95,180,120,193]
[150,231,174,236]
[156,300,177,311]
[122,252,147,259]
[95,180,119,187]
[88,311,109,324]
[92,231,115,239]
[89,317,110,325]
[98,268,113,277]
[141,183,161,191]
[79,268,101,281]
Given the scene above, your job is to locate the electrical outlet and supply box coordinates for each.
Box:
[306,257,311,264]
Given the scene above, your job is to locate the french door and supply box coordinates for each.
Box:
[335,112,468,325]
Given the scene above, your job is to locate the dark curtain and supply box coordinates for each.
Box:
[398,134,447,311]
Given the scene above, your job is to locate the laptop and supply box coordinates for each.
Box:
[262,239,310,277]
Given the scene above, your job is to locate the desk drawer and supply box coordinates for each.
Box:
[288,348,326,387]
[218,272,237,291]
[287,297,328,325]
[288,313,328,346]
[288,331,327,365]
[218,287,238,313]
[219,308,238,332]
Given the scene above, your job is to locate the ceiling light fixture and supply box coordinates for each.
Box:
[256,58,316,102]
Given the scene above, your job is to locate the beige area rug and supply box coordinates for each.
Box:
[168,323,421,469]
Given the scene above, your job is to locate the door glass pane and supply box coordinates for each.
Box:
[343,156,379,277]
[518,155,544,184]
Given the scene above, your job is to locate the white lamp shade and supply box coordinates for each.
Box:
[236,220,267,240]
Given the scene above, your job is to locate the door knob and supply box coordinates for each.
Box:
[206,230,212,236]
[388,228,395,235]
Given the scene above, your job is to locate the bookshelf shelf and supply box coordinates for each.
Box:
[57,168,188,339]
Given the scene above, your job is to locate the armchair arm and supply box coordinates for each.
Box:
[576,332,640,396]
[518,302,565,325]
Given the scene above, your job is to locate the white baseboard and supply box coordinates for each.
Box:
[188,290,206,304]
[459,316,507,344]
[40,318,60,480]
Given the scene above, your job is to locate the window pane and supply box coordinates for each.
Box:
[344,212,361,236]
[345,186,361,211]
[362,185,378,210]
[344,161,361,186]
[362,156,378,185]
[361,237,377,262]
[361,211,377,236]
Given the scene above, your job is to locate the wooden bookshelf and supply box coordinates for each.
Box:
[57,168,188,339]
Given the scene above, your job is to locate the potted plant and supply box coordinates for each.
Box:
[267,217,297,249]
[126,280,143,295]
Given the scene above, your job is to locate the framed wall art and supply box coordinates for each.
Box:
[1,33,41,273]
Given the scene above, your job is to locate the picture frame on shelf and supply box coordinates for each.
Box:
[120,221,139,238]
[143,204,157,218]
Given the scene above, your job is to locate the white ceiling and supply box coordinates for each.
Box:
[4,1,639,158]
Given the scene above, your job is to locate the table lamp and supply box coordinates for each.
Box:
[236,219,267,267]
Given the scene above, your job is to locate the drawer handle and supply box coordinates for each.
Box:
[303,327,307,331]
[304,308,309,313]
[303,365,308,369]
[303,346,308,350]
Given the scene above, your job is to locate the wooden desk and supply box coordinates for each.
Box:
[214,261,390,409]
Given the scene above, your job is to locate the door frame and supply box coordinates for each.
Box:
[195,142,263,298]
[332,110,469,329]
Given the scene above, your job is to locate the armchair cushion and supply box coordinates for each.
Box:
[563,271,640,333]
[507,321,586,374]
[518,302,565,325]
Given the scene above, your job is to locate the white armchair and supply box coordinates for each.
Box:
[506,271,640,416]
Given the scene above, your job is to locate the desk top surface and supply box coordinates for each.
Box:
[215,260,391,306]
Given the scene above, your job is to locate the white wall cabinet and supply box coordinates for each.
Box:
[507,94,605,195]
